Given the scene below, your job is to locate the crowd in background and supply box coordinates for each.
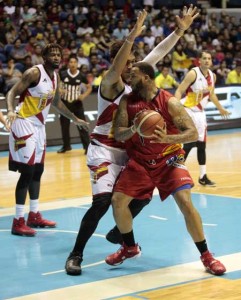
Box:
[1,0,241,94]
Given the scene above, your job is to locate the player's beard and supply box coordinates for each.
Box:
[131,80,144,96]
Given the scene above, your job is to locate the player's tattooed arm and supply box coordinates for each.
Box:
[152,97,198,144]
[114,95,136,142]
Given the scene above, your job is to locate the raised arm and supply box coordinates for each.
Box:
[102,10,147,87]
[151,97,198,144]
[114,95,136,142]
[143,5,199,66]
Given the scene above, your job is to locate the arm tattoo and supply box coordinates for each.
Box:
[114,97,135,141]
[166,99,198,144]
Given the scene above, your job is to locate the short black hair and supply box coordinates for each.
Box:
[42,43,62,58]
[68,54,78,61]
[133,61,155,80]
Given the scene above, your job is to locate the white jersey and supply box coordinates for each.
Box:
[91,84,131,150]
[181,67,215,112]
[16,64,57,126]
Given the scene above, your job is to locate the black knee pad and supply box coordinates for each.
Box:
[32,163,44,181]
[92,193,112,209]
[197,141,206,150]
[129,198,151,218]
[17,171,35,189]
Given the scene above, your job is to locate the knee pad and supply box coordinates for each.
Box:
[17,171,35,189]
[197,141,206,151]
[92,193,112,209]
[32,163,44,182]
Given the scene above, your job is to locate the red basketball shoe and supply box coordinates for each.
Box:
[12,217,36,236]
[200,251,226,275]
[27,211,56,228]
[105,243,141,266]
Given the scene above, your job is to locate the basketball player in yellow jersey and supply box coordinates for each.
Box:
[175,51,230,186]
[6,43,88,237]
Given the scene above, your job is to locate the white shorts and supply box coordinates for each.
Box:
[87,142,128,196]
[9,118,46,171]
[185,108,207,142]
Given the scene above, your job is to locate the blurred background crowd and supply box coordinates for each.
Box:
[0,0,241,95]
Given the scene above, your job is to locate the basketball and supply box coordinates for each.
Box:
[134,110,165,138]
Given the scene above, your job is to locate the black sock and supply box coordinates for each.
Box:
[195,239,208,255]
[122,231,135,247]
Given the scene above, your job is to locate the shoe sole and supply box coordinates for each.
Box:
[205,266,226,276]
[105,252,142,266]
[199,182,216,187]
[11,231,36,237]
[27,224,56,228]
[65,269,82,276]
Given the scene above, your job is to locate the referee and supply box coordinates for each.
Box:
[57,55,92,154]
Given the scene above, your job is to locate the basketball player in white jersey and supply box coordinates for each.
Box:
[175,51,230,186]
[6,43,88,237]
[65,6,199,276]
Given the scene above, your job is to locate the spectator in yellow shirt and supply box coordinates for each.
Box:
[225,60,241,84]
[155,66,179,89]
[81,33,96,57]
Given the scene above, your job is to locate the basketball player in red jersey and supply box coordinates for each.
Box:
[105,62,226,276]
[6,44,88,237]
[65,6,199,275]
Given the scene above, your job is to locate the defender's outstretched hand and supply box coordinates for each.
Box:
[176,4,199,31]
[128,9,147,41]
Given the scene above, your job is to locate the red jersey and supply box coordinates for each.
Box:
[125,89,182,161]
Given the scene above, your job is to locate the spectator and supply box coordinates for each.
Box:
[2,58,22,93]
[81,33,96,57]
[31,44,44,65]
[76,47,90,69]
[112,20,129,40]
[216,61,230,85]
[92,28,110,56]
[10,38,30,65]
[0,19,8,47]
[21,4,36,25]
[143,28,155,49]
[183,27,197,49]
[155,65,179,89]
[3,0,15,15]
[172,44,192,80]
[25,35,37,55]
[150,18,163,37]
[76,20,94,38]
[226,60,241,84]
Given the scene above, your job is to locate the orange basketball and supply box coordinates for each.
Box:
[134,110,165,138]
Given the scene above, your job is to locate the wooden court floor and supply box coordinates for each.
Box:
[1,129,241,208]
[1,129,241,300]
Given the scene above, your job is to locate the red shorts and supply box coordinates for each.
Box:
[114,150,194,201]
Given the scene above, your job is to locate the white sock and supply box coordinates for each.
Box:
[199,165,206,178]
[30,199,39,213]
[16,204,25,219]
